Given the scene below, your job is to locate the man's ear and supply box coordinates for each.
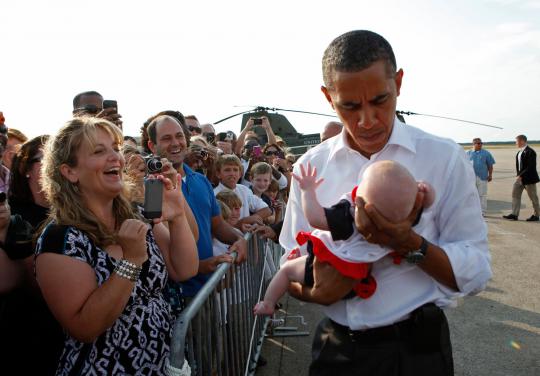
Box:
[59,163,78,184]
[321,86,335,110]
[394,69,404,97]
[148,140,156,154]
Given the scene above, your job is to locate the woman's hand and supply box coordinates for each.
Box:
[156,174,185,223]
[116,219,149,266]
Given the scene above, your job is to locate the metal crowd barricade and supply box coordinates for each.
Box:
[166,232,284,376]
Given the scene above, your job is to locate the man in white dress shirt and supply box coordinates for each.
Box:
[280,30,492,376]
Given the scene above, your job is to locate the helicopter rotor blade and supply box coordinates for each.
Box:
[269,107,338,118]
[397,111,503,130]
[214,110,255,124]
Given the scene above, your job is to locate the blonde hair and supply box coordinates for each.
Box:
[216,200,231,220]
[42,117,138,246]
[215,154,242,172]
[216,190,242,209]
[7,128,28,143]
[250,162,272,178]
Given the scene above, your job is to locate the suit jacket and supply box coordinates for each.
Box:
[516,145,540,185]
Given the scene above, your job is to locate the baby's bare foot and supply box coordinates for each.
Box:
[253,301,274,316]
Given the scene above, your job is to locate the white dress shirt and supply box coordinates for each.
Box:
[279,118,492,330]
[517,144,527,172]
[214,182,269,219]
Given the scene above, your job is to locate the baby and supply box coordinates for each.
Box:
[253,160,435,315]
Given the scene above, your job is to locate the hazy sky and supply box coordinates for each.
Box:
[1,0,539,143]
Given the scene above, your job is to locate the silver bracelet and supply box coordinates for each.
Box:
[114,259,142,282]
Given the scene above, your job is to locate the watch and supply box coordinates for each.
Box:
[405,236,429,264]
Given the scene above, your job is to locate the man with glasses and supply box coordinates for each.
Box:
[467,138,495,216]
[185,115,202,136]
[201,123,217,146]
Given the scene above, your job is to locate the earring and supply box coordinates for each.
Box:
[26,174,30,178]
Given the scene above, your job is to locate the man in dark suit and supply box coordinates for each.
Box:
[503,134,540,221]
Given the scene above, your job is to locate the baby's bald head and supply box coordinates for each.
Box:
[357,160,418,223]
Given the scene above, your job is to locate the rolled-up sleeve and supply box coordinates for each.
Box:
[436,149,492,296]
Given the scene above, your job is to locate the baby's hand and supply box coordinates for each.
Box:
[418,181,436,208]
[292,163,324,192]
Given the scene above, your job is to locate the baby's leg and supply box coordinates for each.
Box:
[254,255,307,315]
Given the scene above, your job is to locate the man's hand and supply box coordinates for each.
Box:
[354,191,424,255]
[288,257,355,305]
[228,236,248,264]
[96,108,123,129]
[199,254,234,274]
[487,175,492,182]
[238,214,263,226]
[252,224,277,241]
[292,163,324,192]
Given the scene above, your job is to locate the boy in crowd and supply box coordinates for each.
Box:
[250,162,277,224]
[214,155,272,226]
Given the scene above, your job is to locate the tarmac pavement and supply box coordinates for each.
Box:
[256,146,540,376]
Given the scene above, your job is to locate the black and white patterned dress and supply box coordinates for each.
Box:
[35,224,173,376]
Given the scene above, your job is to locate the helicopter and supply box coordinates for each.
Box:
[213,106,503,156]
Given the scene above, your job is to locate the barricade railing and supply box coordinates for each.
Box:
[166,232,283,376]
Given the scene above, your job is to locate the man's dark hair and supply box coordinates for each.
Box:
[322,30,397,87]
[516,134,527,142]
[141,110,190,154]
[185,115,199,122]
[73,91,103,109]
[123,135,138,146]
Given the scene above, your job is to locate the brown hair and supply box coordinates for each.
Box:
[215,154,242,172]
[216,199,231,220]
[250,162,272,178]
[9,135,49,203]
[42,117,138,246]
[7,128,28,144]
[216,190,242,209]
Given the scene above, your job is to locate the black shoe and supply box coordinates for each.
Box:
[526,215,539,222]
[503,214,518,220]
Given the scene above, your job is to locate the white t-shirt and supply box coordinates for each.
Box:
[214,182,268,219]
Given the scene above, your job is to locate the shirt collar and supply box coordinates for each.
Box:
[183,164,196,177]
[328,116,416,161]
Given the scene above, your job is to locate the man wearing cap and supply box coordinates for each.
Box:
[467,138,495,216]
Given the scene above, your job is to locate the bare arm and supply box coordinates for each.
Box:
[36,220,150,343]
[36,253,137,343]
[212,215,248,263]
[254,207,272,219]
[262,117,277,145]
[293,163,329,230]
[235,119,254,156]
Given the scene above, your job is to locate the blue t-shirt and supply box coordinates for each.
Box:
[467,149,496,181]
[168,165,220,299]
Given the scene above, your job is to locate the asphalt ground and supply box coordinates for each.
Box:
[257,146,540,376]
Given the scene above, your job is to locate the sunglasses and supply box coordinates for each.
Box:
[188,126,202,134]
[265,150,280,156]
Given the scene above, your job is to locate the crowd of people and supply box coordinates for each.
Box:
[0,28,499,376]
[0,98,304,374]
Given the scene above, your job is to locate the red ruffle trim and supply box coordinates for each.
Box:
[296,231,377,299]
